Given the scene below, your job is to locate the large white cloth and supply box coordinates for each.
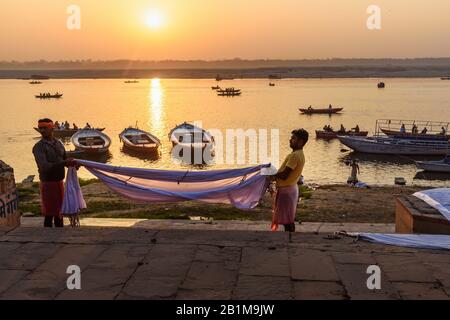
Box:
[65,160,272,210]
[61,167,87,215]
[413,188,450,221]
[352,233,450,250]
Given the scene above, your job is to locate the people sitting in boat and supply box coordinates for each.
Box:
[54,121,60,129]
[85,123,91,129]
[329,104,332,110]
[73,123,78,130]
[400,124,406,133]
[441,127,447,135]
[308,106,313,110]
[323,125,333,132]
[421,127,428,135]
[412,124,418,134]
[351,125,360,133]
[338,124,346,134]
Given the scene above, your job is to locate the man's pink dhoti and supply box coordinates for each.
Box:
[271,185,299,231]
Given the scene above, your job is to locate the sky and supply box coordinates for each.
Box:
[1,0,450,61]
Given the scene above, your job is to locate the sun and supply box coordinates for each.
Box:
[145,10,164,29]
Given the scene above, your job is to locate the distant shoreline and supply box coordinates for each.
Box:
[1,66,450,80]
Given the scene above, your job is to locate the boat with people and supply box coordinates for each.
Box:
[316,128,368,139]
[299,106,343,115]
[415,159,450,173]
[217,88,241,96]
[169,122,214,149]
[377,119,450,140]
[338,135,450,155]
[119,127,161,153]
[35,93,63,99]
[29,81,42,84]
[377,82,385,88]
[124,80,139,83]
[71,129,111,154]
[211,85,221,90]
[441,77,450,80]
[269,83,275,86]
[33,126,105,138]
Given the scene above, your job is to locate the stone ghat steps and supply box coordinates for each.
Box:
[0,226,449,300]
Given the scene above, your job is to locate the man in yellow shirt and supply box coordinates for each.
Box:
[272,129,308,232]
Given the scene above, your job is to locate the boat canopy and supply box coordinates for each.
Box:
[375,119,450,137]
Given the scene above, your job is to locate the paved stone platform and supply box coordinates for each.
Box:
[0,226,449,300]
[21,217,396,234]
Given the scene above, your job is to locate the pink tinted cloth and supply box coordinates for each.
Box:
[271,185,299,231]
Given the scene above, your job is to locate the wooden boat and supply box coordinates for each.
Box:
[29,81,42,84]
[124,80,139,83]
[416,159,450,173]
[217,88,241,96]
[211,85,221,90]
[269,83,275,86]
[378,82,385,88]
[33,127,105,138]
[71,129,111,154]
[299,107,343,115]
[441,77,450,80]
[35,93,63,99]
[337,136,450,155]
[315,130,368,139]
[119,127,161,153]
[169,122,214,149]
[380,128,450,140]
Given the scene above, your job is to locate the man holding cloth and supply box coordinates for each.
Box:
[33,118,76,227]
[272,129,308,232]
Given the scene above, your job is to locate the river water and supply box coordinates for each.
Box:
[1,78,450,186]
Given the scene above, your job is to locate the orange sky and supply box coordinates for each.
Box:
[2,0,450,61]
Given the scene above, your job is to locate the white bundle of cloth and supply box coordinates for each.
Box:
[61,160,275,214]
[61,167,87,215]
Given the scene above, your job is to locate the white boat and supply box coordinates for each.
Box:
[119,127,161,153]
[337,136,450,155]
[169,122,214,149]
[71,129,111,154]
[415,160,450,173]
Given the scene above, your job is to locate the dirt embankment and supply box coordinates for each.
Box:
[18,181,428,223]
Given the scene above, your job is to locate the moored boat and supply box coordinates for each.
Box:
[299,107,343,115]
[415,159,450,173]
[71,129,111,154]
[441,77,450,80]
[169,122,214,149]
[315,130,368,139]
[119,127,161,153]
[337,136,450,155]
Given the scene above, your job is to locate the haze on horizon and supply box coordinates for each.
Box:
[2,0,450,61]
